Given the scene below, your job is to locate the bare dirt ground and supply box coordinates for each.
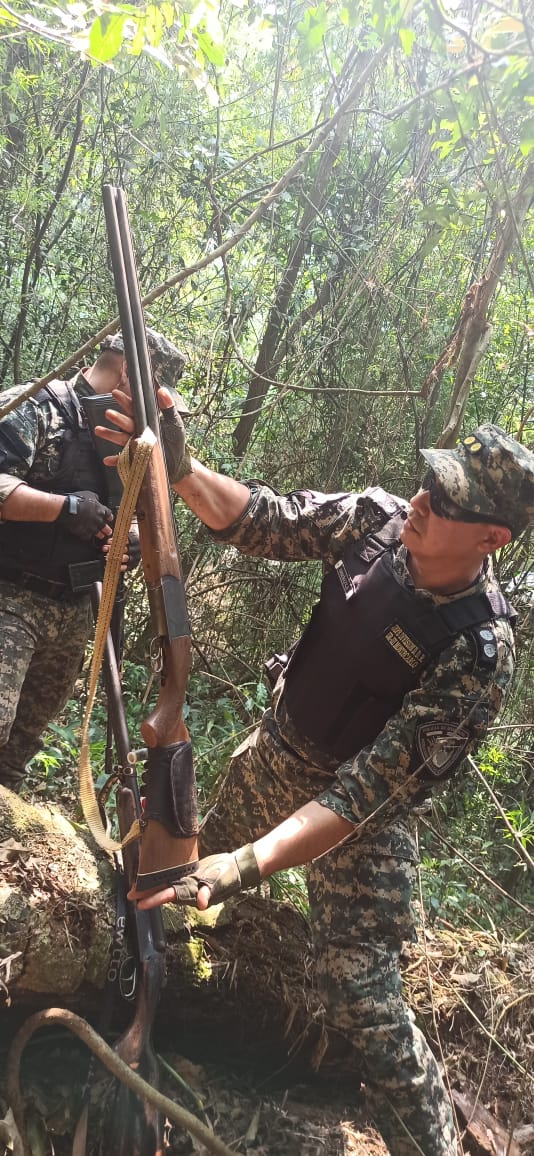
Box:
[0,1033,387,1156]
[161,1059,388,1156]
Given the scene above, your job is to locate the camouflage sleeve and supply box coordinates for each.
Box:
[316,622,515,832]
[209,482,399,565]
[0,388,43,507]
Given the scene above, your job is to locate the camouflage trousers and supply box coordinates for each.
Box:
[201,708,457,1156]
[0,580,92,791]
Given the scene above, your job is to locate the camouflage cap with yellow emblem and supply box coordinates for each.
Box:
[100,327,189,413]
[420,423,534,538]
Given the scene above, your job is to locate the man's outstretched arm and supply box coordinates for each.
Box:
[135,802,355,910]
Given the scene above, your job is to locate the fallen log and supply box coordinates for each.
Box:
[452,1090,522,1156]
[0,786,113,1001]
[0,786,321,1071]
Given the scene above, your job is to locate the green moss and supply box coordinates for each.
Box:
[181,938,212,983]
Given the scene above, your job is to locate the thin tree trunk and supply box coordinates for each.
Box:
[421,161,534,449]
[231,48,387,458]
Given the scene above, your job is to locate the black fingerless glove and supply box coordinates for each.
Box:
[160,400,192,484]
[126,527,141,571]
[57,490,113,541]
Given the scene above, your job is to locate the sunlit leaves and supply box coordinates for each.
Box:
[338,4,359,29]
[295,0,365,61]
[431,117,462,161]
[519,116,534,157]
[85,2,177,68]
[195,28,224,65]
[371,0,417,39]
[185,0,225,71]
[0,0,227,98]
[398,26,414,56]
[88,13,127,62]
[480,14,525,50]
[296,3,328,56]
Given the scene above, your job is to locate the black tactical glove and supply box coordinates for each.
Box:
[126,527,141,571]
[57,490,113,541]
[171,844,260,906]
[160,397,192,484]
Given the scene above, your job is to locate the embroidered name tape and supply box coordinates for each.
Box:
[335,559,354,600]
[384,622,427,670]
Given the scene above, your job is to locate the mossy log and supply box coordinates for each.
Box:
[0,787,321,1069]
[0,786,113,999]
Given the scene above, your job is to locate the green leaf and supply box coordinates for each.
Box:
[196,30,225,66]
[145,4,165,46]
[88,13,127,62]
[418,203,457,227]
[519,116,534,156]
[481,14,524,48]
[0,6,18,25]
[307,22,326,51]
[431,138,455,159]
[398,27,415,55]
[297,4,328,54]
[389,116,410,152]
[161,2,175,28]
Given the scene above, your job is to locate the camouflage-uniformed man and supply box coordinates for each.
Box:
[0,328,185,793]
[99,396,533,1156]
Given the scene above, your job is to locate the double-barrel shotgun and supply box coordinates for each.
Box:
[102,183,200,899]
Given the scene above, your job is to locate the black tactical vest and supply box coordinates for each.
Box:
[0,382,109,583]
[283,493,514,762]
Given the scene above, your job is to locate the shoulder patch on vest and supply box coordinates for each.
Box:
[363,486,409,519]
[415,722,470,779]
[470,624,499,670]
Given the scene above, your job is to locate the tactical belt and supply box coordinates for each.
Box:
[0,560,101,600]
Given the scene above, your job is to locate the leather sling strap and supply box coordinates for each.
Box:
[77,429,155,854]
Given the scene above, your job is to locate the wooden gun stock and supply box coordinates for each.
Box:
[136,438,190,747]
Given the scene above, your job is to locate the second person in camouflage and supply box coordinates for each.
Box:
[0,329,185,792]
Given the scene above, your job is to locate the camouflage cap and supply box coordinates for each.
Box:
[420,424,534,538]
[100,327,189,412]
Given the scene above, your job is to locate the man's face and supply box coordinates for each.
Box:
[400,475,488,564]
[115,357,163,398]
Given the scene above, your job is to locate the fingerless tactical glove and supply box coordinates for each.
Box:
[57,490,113,541]
[160,398,192,484]
[171,844,260,906]
[126,527,142,571]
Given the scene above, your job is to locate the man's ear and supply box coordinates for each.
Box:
[481,524,511,554]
